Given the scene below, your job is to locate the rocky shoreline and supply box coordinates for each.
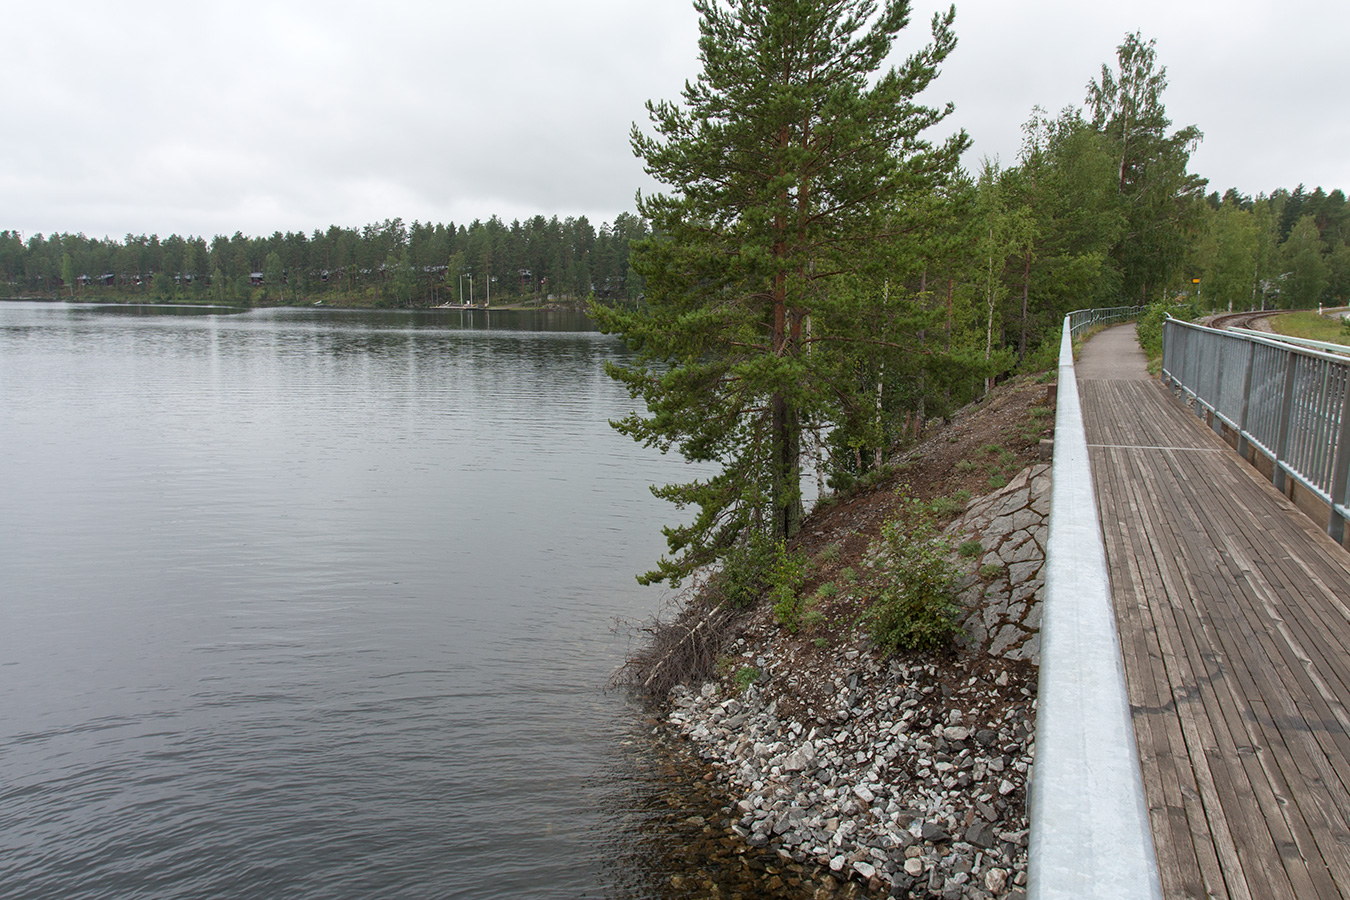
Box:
[652,465,1051,899]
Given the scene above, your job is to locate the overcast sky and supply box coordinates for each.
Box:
[4,0,1346,241]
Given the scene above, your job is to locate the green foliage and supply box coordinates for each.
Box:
[733,665,760,694]
[868,502,961,653]
[1268,310,1350,346]
[814,581,839,601]
[0,215,647,307]
[979,563,1004,580]
[929,489,973,519]
[959,539,984,558]
[710,533,776,608]
[1086,32,1206,302]
[1135,297,1198,359]
[768,541,809,633]
[592,0,966,586]
[1282,215,1331,308]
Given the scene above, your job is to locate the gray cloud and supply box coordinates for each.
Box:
[2,0,1344,240]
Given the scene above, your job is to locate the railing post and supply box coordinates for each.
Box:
[1209,333,1226,433]
[1328,370,1350,544]
[1236,338,1256,459]
[1273,350,1299,495]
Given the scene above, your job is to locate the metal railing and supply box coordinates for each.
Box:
[1066,305,1145,341]
[1030,309,1162,900]
[1162,318,1350,543]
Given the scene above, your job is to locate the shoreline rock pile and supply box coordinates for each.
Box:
[658,466,1054,898]
[667,654,1033,898]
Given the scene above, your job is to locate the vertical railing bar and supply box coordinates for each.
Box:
[1331,363,1350,545]
[1237,337,1255,459]
[1211,333,1227,436]
[1274,348,1298,495]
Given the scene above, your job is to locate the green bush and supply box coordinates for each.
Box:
[1135,298,1198,360]
[868,502,961,653]
[733,666,760,693]
[768,540,808,632]
[712,533,777,608]
[930,489,972,519]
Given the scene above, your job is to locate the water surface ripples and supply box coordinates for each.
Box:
[0,303,704,899]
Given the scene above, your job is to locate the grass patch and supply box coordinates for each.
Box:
[1270,309,1350,346]
[958,539,984,558]
[930,489,972,519]
[979,562,1003,580]
[733,665,760,693]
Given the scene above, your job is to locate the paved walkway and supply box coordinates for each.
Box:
[1077,324,1350,900]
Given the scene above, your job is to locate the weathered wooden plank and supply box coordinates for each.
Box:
[1094,444,1229,900]
[1149,445,1341,898]
[1118,445,1290,899]
[1078,357,1350,900]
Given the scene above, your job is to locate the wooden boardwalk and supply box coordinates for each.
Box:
[1077,325,1350,900]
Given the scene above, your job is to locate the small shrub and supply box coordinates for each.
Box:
[733,666,760,693]
[815,580,839,600]
[768,540,808,632]
[839,566,857,584]
[930,489,972,519]
[987,473,1008,490]
[1136,298,1198,360]
[958,539,983,558]
[801,608,826,630]
[868,501,961,653]
[820,542,842,564]
[955,458,977,473]
[813,637,828,648]
[979,562,1003,580]
[712,533,776,608]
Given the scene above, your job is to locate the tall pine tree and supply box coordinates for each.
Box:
[592,0,966,586]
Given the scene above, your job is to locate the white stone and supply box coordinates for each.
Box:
[985,867,1008,893]
[904,857,925,876]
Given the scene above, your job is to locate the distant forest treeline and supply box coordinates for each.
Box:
[0,212,650,307]
[5,181,1350,318]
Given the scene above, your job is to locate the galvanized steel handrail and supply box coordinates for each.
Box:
[1066,305,1146,341]
[1030,309,1162,900]
[1229,326,1350,358]
[1162,318,1350,542]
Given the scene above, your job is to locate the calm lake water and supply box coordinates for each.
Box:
[0,302,714,899]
